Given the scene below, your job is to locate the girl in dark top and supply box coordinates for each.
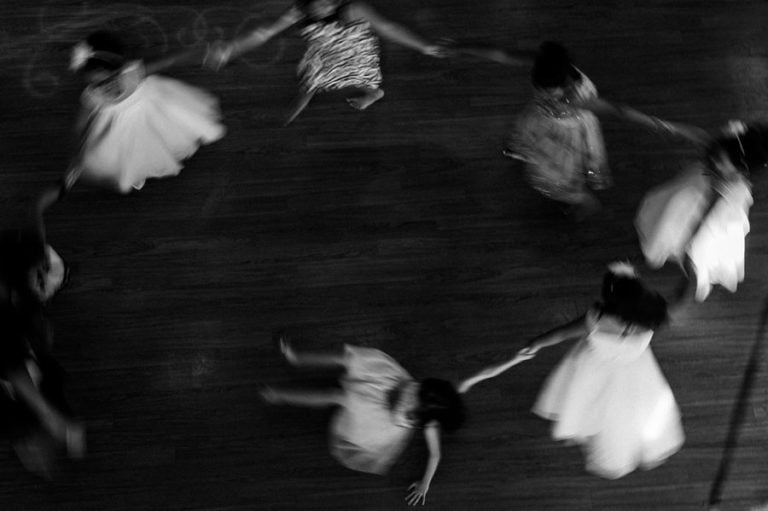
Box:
[0,183,84,477]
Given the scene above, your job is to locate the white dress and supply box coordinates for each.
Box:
[329,345,418,475]
[635,165,752,301]
[78,61,225,193]
[533,309,684,479]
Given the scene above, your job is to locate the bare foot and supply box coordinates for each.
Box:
[65,423,86,459]
[347,88,384,110]
[279,336,298,365]
[259,386,281,404]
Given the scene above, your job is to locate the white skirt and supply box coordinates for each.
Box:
[329,346,416,475]
[80,75,225,193]
[635,168,751,301]
[533,339,685,479]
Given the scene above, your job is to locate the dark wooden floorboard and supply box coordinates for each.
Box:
[1,0,768,509]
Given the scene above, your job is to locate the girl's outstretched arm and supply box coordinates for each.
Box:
[577,98,711,146]
[406,422,441,506]
[206,8,302,69]
[144,46,211,75]
[458,315,588,394]
[448,44,535,66]
[28,184,65,248]
[351,2,445,57]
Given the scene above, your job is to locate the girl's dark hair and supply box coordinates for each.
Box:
[532,41,580,89]
[416,378,465,432]
[600,272,668,330]
[77,31,126,74]
[706,123,768,174]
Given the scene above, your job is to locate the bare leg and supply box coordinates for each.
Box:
[346,87,384,110]
[13,428,57,480]
[261,387,344,407]
[279,336,345,369]
[284,89,317,126]
[8,368,85,458]
[668,257,698,322]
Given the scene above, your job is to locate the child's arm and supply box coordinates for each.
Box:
[28,184,64,248]
[577,98,711,145]
[457,349,536,394]
[143,46,210,76]
[350,2,445,57]
[206,8,302,68]
[406,422,442,506]
[457,316,588,394]
[450,45,535,66]
[6,365,85,457]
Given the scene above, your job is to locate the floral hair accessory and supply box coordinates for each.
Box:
[607,261,637,279]
[69,41,95,71]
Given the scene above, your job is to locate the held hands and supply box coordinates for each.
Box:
[517,346,539,359]
[422,43,451,59]
[406,480,430,505]
[457,347,538,394]
[203,41,234,71]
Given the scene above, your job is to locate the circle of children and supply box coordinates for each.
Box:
[2,0,767,505]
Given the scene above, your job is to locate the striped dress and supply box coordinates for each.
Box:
[297,4,382,93]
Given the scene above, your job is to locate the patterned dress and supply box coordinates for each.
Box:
[506,69,609,205]
[297,3,382,94]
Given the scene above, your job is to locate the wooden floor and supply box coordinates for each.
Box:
[2,1,768,509]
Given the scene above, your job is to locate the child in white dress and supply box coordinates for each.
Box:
[262,336,466,506]
[636,121,768,302]
[461,263,684,479]
[68,31,225,194]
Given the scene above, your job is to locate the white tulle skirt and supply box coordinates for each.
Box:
[635,168,751,301]
[533,339,685,479]
[80,76,225,193]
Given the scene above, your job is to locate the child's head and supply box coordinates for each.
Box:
[11,249,56,304]
[296,0,342,19]
[600,262,668,330]
[416,378,465,432]
[706,121,768,179]
[532,41,580,90]
[70,31,126,81]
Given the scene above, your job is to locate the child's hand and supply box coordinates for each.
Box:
[422,43,450,58]
[63,166,82,193]
[406,481,430,505]
[203,41,234,71]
